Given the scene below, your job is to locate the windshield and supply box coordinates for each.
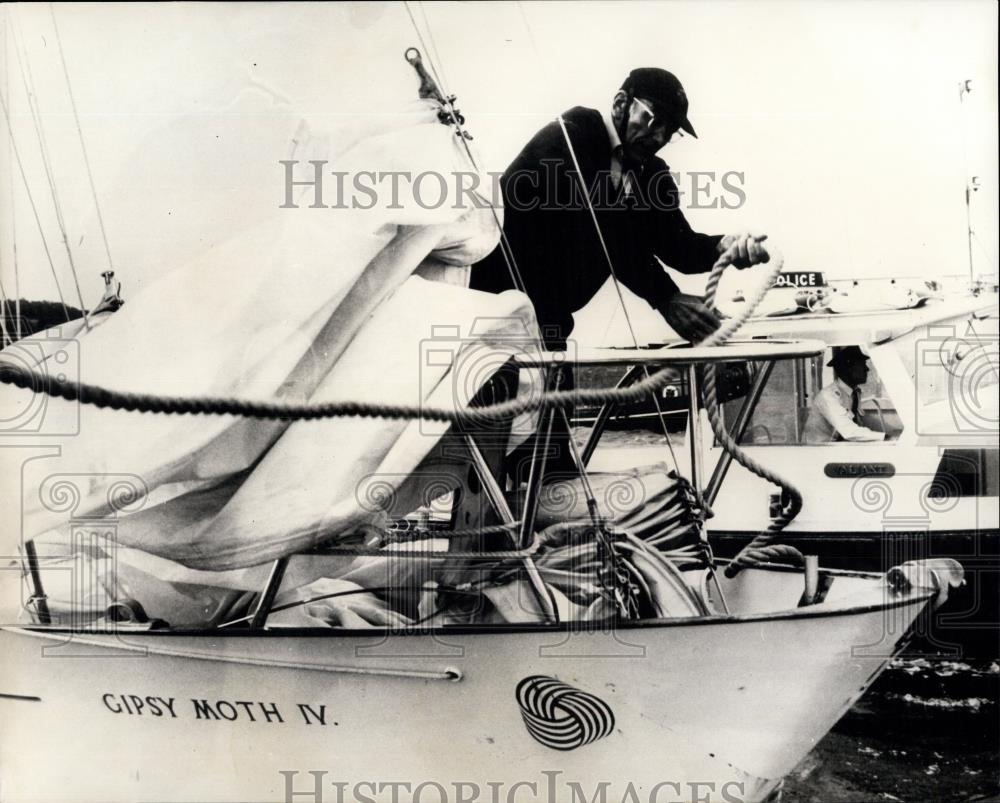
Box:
[724,350,902,446]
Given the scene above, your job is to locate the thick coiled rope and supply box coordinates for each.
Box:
[0,243,802,576]
[699,245,804,576]
[0,262,778,428]
[0,346,717,424]
[0,362,639,421]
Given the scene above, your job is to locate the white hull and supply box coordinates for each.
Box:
[0,567,938,803]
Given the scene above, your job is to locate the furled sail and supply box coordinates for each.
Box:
[3,101,542,572]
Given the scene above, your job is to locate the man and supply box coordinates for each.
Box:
[470,67,769,348]
[803,346,885,443]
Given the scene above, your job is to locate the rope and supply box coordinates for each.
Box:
[12,201,20,341]
[2,12,20,343]
[402,28,647,615]
[400,33,562,621]
[543,34,685,478]
[400,26,532,303]
[0,277,10,348]
[0,245,804,584]
[49,4,115,277]
[415,1,451,96]
[0,19,804,580]
[723,543,803,570]
[0,81,70,322]
[3,236,771,435]
[698,248,805,576]
[2,11,10,343]
[556,115,642,350]
[0,353,708,423]
[703,254,725,313]
[9,11,89,328]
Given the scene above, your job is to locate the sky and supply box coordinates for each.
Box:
[1,1,997,342]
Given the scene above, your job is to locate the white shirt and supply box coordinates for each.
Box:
[803,377,886,444]
[602,110,634,197]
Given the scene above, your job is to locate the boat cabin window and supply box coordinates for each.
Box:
[723,348,903,446]
[573,363,691,437]
[932,449,1000,498]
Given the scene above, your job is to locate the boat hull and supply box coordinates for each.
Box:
[1,580,932,803]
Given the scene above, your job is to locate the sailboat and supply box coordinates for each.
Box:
[0,10,967,803]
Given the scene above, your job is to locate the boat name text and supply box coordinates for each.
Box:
[101,694,330,725]
[823,462,896,478]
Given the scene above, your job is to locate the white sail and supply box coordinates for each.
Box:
[3,104,543,572]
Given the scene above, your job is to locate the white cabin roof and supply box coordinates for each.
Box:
[733,293,998,347]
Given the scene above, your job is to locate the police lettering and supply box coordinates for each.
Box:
[774,271,824,289]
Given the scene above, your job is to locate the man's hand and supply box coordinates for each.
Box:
[719,232,770,269]
[662,293,721,343]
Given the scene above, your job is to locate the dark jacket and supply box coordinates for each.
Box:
[470,106,722,348]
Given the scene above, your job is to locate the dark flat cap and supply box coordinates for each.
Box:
[827,345,870,368]
[621,67,697,138]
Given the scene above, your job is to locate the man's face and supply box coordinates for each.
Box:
[837,359,870,389]
[613,92,676,160]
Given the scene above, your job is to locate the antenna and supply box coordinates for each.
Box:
[958,78,976,283]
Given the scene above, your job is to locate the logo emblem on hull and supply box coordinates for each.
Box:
[515,675,615,751]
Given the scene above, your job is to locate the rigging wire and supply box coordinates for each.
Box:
[400,8,580,618]
[0,14,8,348]
[3,10,20,342]
[11,148,20,342]
[9,9,89,329]
[49,4,114,278]
[404,7,698,585]
[401,4,589,505]
[0,275,11,348]
[515,0,685,475]
[401,2,530,301]
[398,11,530,343]
[0,84,71,322]
[401,6,607,533]
[402,3,446,99]
[416,1,450,98]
